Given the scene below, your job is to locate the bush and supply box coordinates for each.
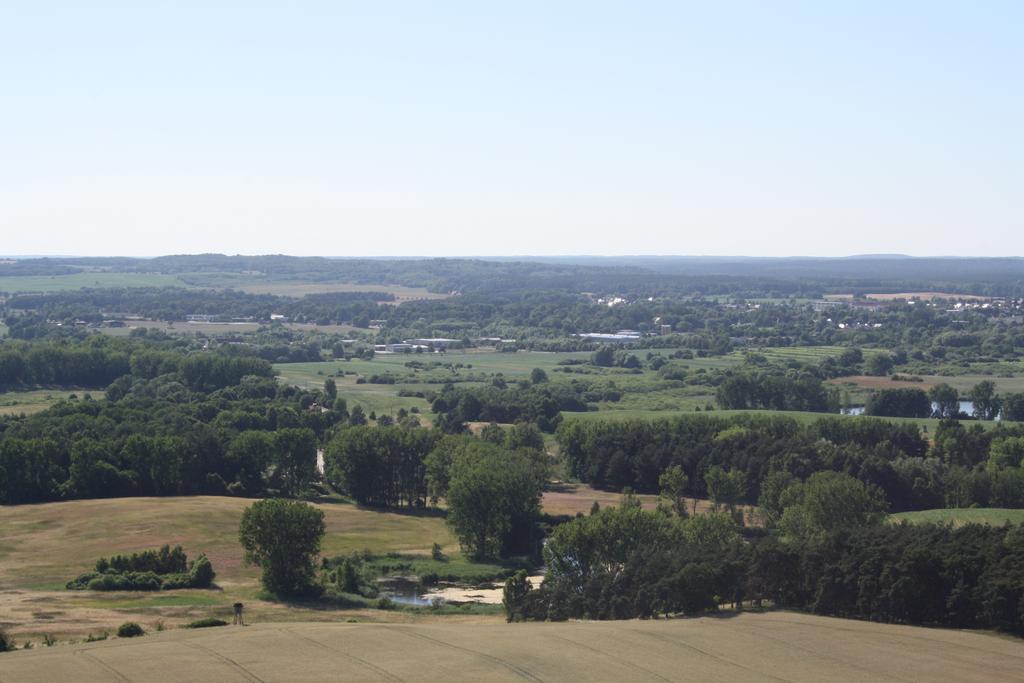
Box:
[117,622,145,638]
[85,571,162,591]
[0,628,10,653]
[185,618,229,629]
[67,549,216,591]
[190,555,215,585]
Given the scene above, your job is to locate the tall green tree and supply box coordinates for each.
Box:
[969,381,1002,420]
[778,471,886,542]
[704,465,746,514]
[445,445,544,560]
[928,383,960,419]
[658,465,689,517]
[239,499,325,596]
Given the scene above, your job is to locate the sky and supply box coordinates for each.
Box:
[1,1,1021,258]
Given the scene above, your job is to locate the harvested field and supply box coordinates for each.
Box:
[542,483,758,522]
[4,612,1024,682]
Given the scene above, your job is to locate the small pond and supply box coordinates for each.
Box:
[377,574,545,606]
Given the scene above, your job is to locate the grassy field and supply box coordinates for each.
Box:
[0,497,461,641]
[273,348,1024,428]
[274,351,609,416]
[891,508,1024,526]
[0,272,188,293]
[1,490,649,642]
[5,612,1024,682]
[0,389,97,416]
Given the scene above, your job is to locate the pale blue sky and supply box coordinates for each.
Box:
[1,1,1021,257]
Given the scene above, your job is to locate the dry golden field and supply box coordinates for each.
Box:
[4,612,1024,682]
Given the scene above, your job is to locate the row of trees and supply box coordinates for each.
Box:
[556,413,1024,513]
[0,365,337,504]
[715,370,838,412]
[0,338,274,392]
[865,381,1022,420]
[506,486,1024,632]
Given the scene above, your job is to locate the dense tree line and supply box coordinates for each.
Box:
[0,341,131,387]
[0,350,339,504]
[324,425,440,507]
[429,383,568,432]
[556,413,1024,513]
[0,337,273,392]
[506,501,1024,633]
[864,387,932,418]
[715,370,838,412]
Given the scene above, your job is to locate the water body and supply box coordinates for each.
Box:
[377,575,545,606]
[841,401,1000,419]
[377,578,439,606]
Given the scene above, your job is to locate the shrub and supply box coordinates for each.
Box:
[104,545,188,575]
[159,573,193,590]
[117,622,145,638]
[86,571,162,592]
[185,618,229,629]
[0,628,10,653]
[67,549,216,591]
[377,596,396,610]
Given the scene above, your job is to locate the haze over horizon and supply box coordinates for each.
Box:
[3,2,1021,257]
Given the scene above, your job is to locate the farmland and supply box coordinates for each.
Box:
[4,612,1024,682]
[0,272,189,293]
[0,389,92,416]
[0,267,448,303]
[891,508,1024,526]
